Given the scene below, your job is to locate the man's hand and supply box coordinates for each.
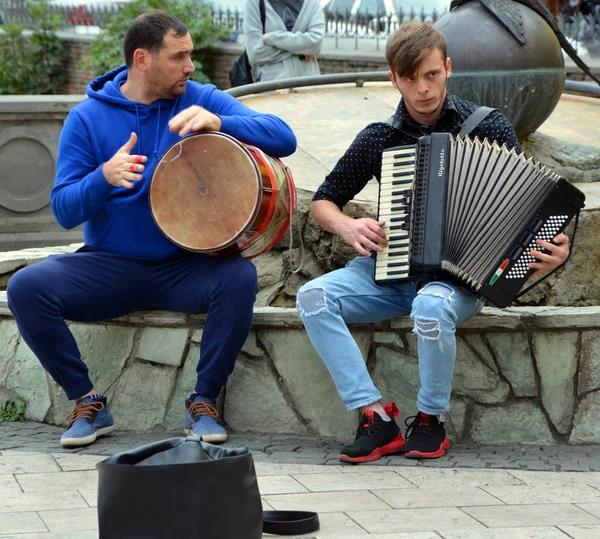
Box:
[168,105,222,137]
[338,218,388,256]
[101,132,147,189]
[528,233,570,280]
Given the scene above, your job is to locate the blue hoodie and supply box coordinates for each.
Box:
[51,65,297,258]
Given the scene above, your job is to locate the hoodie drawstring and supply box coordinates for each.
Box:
[134,104,141,154]
[154,103,161,160]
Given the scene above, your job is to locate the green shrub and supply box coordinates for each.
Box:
[82,0,230,84]
[0,401,26,422]
[0,1,68,95]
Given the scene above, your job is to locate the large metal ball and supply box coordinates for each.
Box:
[434,1,565,137]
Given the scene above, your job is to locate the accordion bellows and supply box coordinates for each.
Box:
[375,133,586,308]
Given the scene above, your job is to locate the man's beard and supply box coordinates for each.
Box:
[147,73,186,100]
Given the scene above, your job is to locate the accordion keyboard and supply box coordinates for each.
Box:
[375,145,417,283]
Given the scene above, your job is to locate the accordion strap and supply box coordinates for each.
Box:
[456,106,499,138]
[385,106,499,140]
[515,208,582,300]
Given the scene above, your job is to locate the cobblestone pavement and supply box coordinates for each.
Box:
[4,422,600,538]
[2,421,600,472]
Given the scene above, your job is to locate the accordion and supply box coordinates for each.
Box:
[375,133,586,308]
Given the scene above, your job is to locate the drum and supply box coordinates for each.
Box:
[149,132,295,259]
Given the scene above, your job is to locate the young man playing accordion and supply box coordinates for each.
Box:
[296,22,570,462]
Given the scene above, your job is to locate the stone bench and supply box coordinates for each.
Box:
[1,287,598,446]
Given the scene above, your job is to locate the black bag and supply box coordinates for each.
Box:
[229,0,266,88]
[97,436,319,539]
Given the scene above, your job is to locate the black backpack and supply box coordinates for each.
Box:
[229,0,265,88]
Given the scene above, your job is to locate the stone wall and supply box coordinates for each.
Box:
[0,289,598,445]
[0,96,84,251]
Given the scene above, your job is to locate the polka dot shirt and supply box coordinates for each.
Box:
[313,93,522,210]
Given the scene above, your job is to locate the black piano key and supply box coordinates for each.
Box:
[392,172,413,178]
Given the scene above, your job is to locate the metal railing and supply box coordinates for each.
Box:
[224,71,600,98]
[1,1,599,50]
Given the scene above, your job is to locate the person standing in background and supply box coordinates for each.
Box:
[244,0,325,82]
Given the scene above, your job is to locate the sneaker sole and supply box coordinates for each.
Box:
[339,435,406,464]
[183,429,227,444]
[404,437,451,460]
[60,425,115,448]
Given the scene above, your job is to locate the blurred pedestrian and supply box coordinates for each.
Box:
[244,0,325,82]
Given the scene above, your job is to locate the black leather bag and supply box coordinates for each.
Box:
[229,0,266,88]
[97,436,319,539]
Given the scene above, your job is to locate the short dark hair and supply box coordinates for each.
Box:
[123,10,188,68]
[385,22,448,78]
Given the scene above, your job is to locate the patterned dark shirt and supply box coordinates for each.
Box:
[314,92,522,210]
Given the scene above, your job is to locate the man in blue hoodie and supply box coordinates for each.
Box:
[6,10,297,448]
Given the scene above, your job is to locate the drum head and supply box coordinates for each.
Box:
[150,133,261,252]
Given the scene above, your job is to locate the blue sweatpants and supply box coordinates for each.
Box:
[6,249,257,401]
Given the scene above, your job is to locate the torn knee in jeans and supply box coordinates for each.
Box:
[296,288,327,317]
[413,317,441,341]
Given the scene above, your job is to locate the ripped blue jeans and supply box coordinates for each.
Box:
[296,256,484,415]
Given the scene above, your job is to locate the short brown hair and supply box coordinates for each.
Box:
[385,22,447,78]
[123,10,188,68]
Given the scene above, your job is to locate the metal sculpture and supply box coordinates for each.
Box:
[435,0,599,137]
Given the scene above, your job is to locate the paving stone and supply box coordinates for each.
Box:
[396,468,525,488]
[15,470,97,493]
[293,470,414,492]
[257,475,309,495]
[38,507,97,533]
[0,532,98,539]
[263,490,390,513]
[559,524,600,538]
[51,454,105,472]
[0,453,60,474]
[575,502,600,519]
[0,474,21,495]
[373,486,503,509]
[481,484,600,505]
[462,503,600,527]
[0,511,47,535]
[348,507,485,533]
[508,471,600,488]
[0,490,88,513]
[440,527,570,538]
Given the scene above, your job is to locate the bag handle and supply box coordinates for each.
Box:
[260,0,266,33]
[263,510,320,536]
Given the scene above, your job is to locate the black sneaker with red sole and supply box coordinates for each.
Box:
[404,411,451,459]
[339,402,406,463]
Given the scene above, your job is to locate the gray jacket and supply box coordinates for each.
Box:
[244,0,325,82]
